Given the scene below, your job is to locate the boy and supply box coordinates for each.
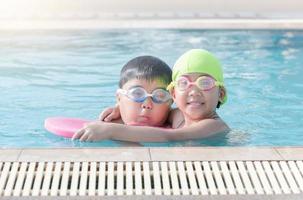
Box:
[74,55,173,141]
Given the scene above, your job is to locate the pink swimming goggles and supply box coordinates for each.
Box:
[175,75,223,91]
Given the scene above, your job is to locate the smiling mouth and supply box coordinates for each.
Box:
[187,101,204,106]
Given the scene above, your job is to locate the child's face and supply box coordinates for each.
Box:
[172,73,225,121]
[117,78,171,127]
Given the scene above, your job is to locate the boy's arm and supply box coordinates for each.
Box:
[167,108,184,128]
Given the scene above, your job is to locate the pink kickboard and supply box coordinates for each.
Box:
[44,117,91,138]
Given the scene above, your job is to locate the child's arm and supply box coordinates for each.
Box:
[100,105,178,126]
[112,118,229,142]
[167,108,184,129]
[73,118,230,142]
[99,105,122,123]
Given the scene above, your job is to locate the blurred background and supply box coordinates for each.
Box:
[1,0,303,29]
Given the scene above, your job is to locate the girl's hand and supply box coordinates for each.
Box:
[99,105,121,122]
[72,121,111,142]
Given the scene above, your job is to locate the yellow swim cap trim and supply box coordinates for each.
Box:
[166,82,175,91]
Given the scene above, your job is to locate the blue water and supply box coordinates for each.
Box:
[0,29,302,147]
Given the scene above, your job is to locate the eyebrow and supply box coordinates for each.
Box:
[128,85,143,90]
[182,74,212,80]
[128,85,167,91]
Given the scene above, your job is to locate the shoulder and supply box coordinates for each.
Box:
[196,117,230,133]
[178,115,230,133]
[168,108,184,129]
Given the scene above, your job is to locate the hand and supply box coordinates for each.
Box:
[99,105,121,122]
[72,121,111,142]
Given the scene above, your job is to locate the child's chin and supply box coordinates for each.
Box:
[186,111,205,120]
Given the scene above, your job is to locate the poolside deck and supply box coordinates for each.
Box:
[1,147,303,199]
[1,19,303,30]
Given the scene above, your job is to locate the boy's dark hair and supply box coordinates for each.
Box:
[119,56,172,88]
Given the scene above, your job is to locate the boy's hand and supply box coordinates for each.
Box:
[72,121,111,142]
[99,105,121,122]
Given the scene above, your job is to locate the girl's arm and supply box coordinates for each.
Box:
[112,118,229,142]
[73,118,230,142]
[99,105,121,122]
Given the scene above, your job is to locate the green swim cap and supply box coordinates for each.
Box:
[169,49,227,104]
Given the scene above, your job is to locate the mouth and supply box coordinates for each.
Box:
[187,101,204,107]
[137,115,150,123]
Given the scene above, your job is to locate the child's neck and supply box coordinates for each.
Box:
[183,111,219,127]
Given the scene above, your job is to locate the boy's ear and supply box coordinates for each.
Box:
[219,87,226,103]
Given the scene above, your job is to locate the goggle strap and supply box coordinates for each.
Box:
[215,82,224,87]
[117,89,127,95]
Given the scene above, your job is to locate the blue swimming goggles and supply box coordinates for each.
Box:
[117,87,172,104]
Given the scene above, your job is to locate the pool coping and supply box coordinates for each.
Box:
[1,147,303,199]
[1,147,303,162]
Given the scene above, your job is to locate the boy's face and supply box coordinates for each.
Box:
[117,78,171,127]
[172,73,225,121]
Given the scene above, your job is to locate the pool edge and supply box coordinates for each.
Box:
[1,147,303,162]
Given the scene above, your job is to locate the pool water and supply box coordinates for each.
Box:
[0,29,302,147]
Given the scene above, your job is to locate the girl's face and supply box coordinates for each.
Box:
[172,73,225,124]
[117,78,171,127]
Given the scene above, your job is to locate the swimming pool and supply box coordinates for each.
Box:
[0,29,302,147]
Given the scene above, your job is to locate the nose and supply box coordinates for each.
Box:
[141,97,153,110]
[188,84,202,96]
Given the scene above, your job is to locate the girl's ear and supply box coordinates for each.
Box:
[116,92,121,105]
[219,87,226,103]
[170,87,177,102]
